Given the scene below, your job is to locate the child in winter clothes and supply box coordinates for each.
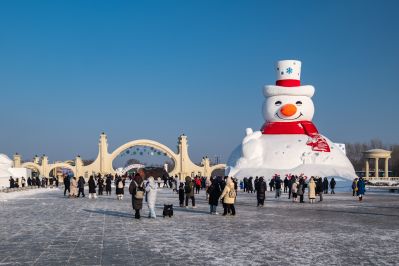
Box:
[178,183,185,207]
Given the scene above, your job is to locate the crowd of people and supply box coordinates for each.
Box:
[9,170,367,220]
[8,176,59,189]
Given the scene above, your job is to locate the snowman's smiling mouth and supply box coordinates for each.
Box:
[275,112,303,120]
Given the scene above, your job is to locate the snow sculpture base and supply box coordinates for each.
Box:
[227,133,357,180]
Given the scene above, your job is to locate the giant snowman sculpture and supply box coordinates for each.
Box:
[226,60,356,180]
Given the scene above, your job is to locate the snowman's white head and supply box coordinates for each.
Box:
[263,94,314,122]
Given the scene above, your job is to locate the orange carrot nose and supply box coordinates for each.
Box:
[280,104,297,117]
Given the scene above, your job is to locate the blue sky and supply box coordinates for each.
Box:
[0,0,398,164]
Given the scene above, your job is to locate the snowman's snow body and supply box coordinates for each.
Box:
[228,60,356,180]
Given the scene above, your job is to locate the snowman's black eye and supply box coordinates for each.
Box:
[275,101,282,106]
[296,101,302,106]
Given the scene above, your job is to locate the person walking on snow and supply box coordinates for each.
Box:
[219,178,236,216]
[184,176,196,208]
[323,177,329,194]
[70,177,78,198]
[145,176,157,218]
[116,176,124,200]
[88,176,97,199]
[256,177,267,207]
[308,177,316,204]
[330,177,336,194]
[129,171,145,219]
[77,176,85,197]
[357,177,366,201]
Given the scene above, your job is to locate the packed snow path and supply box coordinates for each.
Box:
[0,188,399,265]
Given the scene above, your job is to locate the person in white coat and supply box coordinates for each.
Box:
[145,176,157,218]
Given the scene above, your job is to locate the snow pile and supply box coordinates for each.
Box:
[227,134,357,180]
[0,188,58,201]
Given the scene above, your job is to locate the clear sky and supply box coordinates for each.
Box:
[0,0,398,164]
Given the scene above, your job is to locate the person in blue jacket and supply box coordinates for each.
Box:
[357,177,366,201]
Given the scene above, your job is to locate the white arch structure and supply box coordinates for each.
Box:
[14,133,226,180]
[116,164,145,175]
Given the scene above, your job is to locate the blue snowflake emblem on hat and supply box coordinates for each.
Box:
[286,67,293,74]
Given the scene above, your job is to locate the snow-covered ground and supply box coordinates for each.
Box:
[0,187,398,265]
[0,187,60,201]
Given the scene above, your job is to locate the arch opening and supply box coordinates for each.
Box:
[111,142,176,176]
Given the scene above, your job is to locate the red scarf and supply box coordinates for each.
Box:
[261,121,330,152]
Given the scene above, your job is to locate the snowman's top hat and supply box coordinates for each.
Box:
[264,60,315,97]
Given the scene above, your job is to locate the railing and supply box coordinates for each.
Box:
[365,177,399,181]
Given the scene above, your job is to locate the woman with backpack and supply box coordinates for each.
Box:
[129,172,145,219]
[116,176,124,200]
[145,176,157,218]
[219,178,236,216]
[88,176,97,199]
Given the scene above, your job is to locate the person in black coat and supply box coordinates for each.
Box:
[269,178,275,192]
[256,177,267,207]
[77,176,85,197]
[254,177,259,193]
[208,177,222,214]
[247,177,254,193]
[330,177,336,194]
[316,177,323,201]
[323,177,329,194]
[88,176,97,199]
[97,175,104,195]
[178,183,185,207]
[9,177,15,188]
[35,177,40,188]
[105,175,112,195]
[283,176,289,193]
[63,176,70,196]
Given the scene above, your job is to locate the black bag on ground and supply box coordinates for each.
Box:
[163,204,173,218]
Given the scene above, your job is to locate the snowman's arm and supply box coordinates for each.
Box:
[243,128,262,144]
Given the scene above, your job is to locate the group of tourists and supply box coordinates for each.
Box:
[241,175,344,204]
[63,174,114,198]
[55,169,368,220]
[206,176,238,215]
[9,176,60,189]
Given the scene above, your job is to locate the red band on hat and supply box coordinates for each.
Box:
[276,79,300,87]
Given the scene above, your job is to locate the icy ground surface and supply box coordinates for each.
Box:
[1,188,399,265]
